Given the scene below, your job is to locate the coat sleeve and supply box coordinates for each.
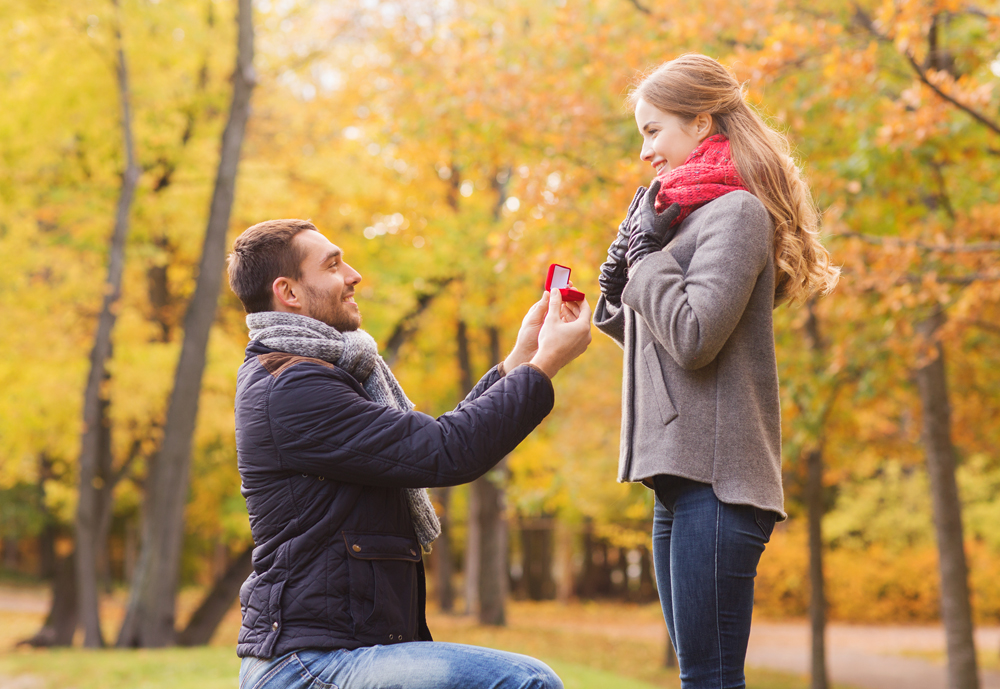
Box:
[593,294,626,347]
[621,192,772,371]
[266,363,554,488]
[456,365,504,408]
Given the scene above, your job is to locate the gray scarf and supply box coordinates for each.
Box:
[247,311,441,552]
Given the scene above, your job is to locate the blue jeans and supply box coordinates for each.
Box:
[652,475,776,689]
[238,642,563,689]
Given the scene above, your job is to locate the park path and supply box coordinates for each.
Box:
[746,621,1000,689]
[537,613,1000,689]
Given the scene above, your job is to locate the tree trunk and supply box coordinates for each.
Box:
[638,545,656,602]
[664,633,678,668]
[455,319,481,616]
[20,551,78,647]
[476,461,507,625]
[37,455,57,580]
[915,310,979,689]
[464,484,481,614]
[75,1,140,647]
[553,521,574,603]
[521,517,556,600]
[803,300,830,689]
[432,487,455,613]
[477,326,508,626]
[177,544,253,646]
[577,521,612,599]
[806,447,829,689]
[2,538,18,570]
[118,0,255,648]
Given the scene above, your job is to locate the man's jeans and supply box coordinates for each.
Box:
[652,476,776,689]
[239,642,563,689]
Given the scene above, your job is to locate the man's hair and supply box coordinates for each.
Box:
[227,219,317,313]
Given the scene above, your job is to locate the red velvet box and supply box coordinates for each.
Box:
[545,263,585,301]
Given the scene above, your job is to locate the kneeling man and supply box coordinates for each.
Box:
[228,219,591,689]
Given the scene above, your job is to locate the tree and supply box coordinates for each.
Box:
[118,0,256,647]
[72,0,141,648]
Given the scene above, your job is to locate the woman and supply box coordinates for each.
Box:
[594,53,838,689]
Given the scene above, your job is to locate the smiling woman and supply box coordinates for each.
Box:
[594,53,840,689]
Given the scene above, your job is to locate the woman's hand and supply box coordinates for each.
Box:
[598,186,646,304]
[626,180,681,268]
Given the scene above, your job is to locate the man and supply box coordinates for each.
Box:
[227,219,591,689]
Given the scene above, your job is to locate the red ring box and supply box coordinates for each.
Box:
[545,263,585,301]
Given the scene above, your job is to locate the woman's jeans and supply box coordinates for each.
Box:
[652,475,776,689]
[239,641,563,689]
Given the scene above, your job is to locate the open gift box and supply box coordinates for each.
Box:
[545,264,585,301]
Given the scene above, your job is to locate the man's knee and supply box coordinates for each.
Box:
[520,662,563,689]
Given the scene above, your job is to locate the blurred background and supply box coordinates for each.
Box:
[1,0,999,688]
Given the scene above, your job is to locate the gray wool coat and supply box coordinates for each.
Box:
[594,190,785,518]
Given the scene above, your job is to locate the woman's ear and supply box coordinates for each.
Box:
[693,113,714,142]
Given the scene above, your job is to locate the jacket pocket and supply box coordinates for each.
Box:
[642,342,678,425]
[343,531,421,645]
[238,542,287,657]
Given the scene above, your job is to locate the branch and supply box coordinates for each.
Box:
[953,5,1000,20]
[852,4,1000,137]
[832,232,1000,253]
[902,52,1000,137]
[382,277,457,366]
[625,0,651,14]
[897,273,1000,285]
[967,319,1000,335]
[928,160,956,221]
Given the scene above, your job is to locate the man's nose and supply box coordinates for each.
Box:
[345,263,362,285]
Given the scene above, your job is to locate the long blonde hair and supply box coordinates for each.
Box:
[629,53,839,304]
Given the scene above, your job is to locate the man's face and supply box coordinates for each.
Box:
[292,230,363,331]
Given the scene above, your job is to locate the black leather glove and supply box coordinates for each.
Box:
[626,180,681,269]
[598,186,646,304]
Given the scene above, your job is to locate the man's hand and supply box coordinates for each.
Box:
[503,292,549,372]
[530,288,592,379]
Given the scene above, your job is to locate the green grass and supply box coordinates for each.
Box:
[897,648,1000,672]
[0,647,239,689]
[0,590,845,689]
[0,648,817,689]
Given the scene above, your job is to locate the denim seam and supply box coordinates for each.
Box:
[714,500,723,688]
[249,655,296,689]
[293,653,338,689]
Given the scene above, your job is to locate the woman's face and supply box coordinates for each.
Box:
[634,97,712,176]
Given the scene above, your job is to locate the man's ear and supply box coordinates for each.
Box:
[693,113,714,142]
[272,276,302,311]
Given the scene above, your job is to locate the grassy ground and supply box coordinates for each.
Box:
[0,585,836,689]
[898,648,1000,672]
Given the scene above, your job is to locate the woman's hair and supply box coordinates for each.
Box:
[628,53,839,304]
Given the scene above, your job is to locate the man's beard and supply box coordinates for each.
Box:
[303,284,361,332]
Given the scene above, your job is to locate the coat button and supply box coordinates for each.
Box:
[352,544,361,552]
[272,622,278,631]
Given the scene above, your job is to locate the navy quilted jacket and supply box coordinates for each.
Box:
[235,341,554,658]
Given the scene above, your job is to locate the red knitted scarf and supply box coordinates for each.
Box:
[654,134,747,225]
